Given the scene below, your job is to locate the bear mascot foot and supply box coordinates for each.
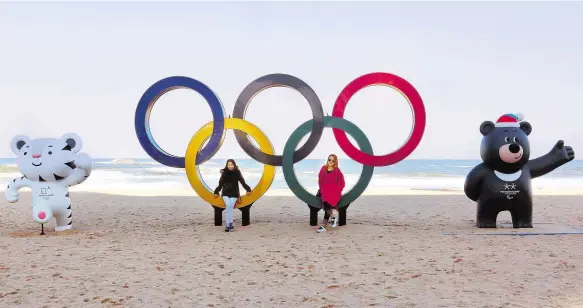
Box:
[476,220,498,228]
[512,221,533,228]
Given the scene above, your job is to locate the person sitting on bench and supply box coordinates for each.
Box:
[316,154,346,233]
[213,159,251,232]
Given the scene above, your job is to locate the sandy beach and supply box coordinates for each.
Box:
[1,192,583,308]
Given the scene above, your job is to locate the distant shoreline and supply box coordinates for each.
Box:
[2,186,582,197]
[2,158,582,196]
[1,157,582,161]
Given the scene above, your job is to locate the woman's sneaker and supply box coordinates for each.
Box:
[316,226,327,233]
[329,216,337,228]
[225,223,234,232]
[331,210,339,228]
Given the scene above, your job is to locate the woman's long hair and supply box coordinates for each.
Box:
[221,158,239,173]
[325,154,339,170]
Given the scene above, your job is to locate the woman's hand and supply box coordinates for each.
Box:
[214,194,220,198]
[246,191,251,196]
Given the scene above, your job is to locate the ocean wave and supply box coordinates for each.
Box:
[0,172,23,180]
[3,158,583,194]
[112,158,140,165]
[366,176,464,190]
[3,171,583,193]
[0,164,19,174]
[95,160,154,166]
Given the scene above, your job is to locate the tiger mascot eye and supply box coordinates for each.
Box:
[5,133,92,234]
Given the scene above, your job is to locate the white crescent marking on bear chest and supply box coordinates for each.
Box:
[494,170,522,182]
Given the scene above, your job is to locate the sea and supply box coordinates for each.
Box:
[1,158,582,195]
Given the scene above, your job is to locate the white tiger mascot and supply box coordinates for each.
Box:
[5,133,92,233]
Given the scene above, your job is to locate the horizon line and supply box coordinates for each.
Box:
[0,157,581,162]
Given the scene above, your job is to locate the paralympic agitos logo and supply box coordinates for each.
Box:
[134,73,426,208]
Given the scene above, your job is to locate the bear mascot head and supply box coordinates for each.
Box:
[479,113,531,174]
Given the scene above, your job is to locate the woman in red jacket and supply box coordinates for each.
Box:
[316,154,346,233]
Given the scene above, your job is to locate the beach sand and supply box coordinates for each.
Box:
[1,192,583,308]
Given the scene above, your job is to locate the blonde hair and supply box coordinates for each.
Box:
[326,154,339,170]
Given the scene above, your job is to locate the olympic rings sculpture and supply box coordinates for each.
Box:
[135,72,426,209]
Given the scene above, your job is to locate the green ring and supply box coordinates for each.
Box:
[282,116,375,209]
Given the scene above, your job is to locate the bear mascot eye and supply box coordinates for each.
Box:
[504,137,509,143]
[513,137,517,143]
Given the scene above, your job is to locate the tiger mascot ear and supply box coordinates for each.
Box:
[60,133,83,153]
[11,135,31,155]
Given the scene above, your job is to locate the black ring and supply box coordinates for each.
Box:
[232,73,325,166]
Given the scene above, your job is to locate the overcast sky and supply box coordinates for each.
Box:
[0,1,581,160]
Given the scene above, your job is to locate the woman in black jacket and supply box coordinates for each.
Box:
[213,159,251,232]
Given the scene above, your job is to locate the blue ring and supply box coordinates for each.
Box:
[135,76,226,168]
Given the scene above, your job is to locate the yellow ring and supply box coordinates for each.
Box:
[185,118,276,208]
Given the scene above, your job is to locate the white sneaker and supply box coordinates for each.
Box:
[331,217,338,228]
[317,226,327,233]
[331,210,339,228]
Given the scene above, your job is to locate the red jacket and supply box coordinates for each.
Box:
[318,166,345,207]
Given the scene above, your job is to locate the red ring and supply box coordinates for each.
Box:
[331,72,426,166]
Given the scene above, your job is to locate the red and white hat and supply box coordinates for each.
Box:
[495,113,524,127]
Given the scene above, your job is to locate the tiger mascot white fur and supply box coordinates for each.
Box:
[5,133,92,233]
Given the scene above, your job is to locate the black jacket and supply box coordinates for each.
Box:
[214,168,251,198]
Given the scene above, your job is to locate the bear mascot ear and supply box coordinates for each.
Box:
[480,121,495,136]
[11,135,31,155]
[60,133,83,153]
[519,121,532,136]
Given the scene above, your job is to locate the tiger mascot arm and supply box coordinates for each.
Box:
[5,176,33,203]
[62,153,93,187]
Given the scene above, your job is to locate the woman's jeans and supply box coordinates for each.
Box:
[223,196,237,226]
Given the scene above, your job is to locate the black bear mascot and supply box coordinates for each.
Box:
[464,113,575,228]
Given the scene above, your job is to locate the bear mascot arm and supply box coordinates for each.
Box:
[464,121,497,202]
[527,140,575,178]
[464,163,489,202]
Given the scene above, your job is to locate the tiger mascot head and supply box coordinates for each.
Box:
[10,133,85,182]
